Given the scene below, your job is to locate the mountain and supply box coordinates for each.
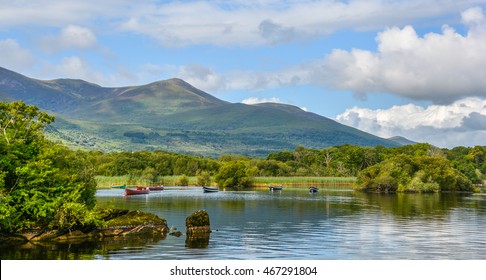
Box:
[0,66,399,157]
[388,136,417,146]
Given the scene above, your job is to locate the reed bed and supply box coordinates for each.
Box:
[95,175,199,188]
[96,175,356,189]
[252,176,356,187]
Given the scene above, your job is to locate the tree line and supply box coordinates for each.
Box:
[89,143,485,188]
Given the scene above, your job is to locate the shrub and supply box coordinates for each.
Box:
[175,174,189,186]
[215,161,253,188]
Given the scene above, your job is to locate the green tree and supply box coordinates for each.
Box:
[215,161,253,188]
[355,154,475,193]
[141,167,159,185]
[175,174,189,186]
[196,170,212,186]
[0,101,99,233]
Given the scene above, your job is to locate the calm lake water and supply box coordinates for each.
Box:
[2,186,486,260]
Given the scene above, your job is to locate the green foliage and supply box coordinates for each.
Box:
[105,210,167,227]
[93,150,220,177]
[175,174,189,186]
[196,171,212,186]
[0,101,99,233]
[91,143,484,191]
[141,167,159,184]
[215,161,253,188]
[400,171,439,193]
[355,154,475,193]
[51,202,104,232]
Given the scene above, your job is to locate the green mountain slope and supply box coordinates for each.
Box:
[388,136,417,146]
[0,66,398,157]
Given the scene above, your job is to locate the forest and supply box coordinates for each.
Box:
[1,100,485,234]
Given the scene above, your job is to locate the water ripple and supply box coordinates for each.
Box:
[6,188,486,260]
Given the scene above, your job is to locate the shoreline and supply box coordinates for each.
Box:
[96,175,357,189]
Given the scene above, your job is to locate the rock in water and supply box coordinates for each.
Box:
[185,210,211,248]
[185,210,211,234]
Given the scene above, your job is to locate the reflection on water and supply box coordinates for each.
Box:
[2,186,486,259]
[0,236,166,260]
[185,233,210,248]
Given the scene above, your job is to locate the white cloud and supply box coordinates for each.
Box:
[242,97,283,104]
[336,97,486,148]
[117,0,486,47]
[39,25,97,53]
[1,1,485,47]
[242,96,308,111]
[59,25,97,49]
[177,64,227,92]
[42,56,106,84]
[0,39,35,71]
[462,6,484,25]
[0,0,133,28]
[314,6,486,104]
[199,6,486,104]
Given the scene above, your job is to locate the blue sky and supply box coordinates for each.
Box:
[1,0,485,148]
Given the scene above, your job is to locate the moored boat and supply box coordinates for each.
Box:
[269,185,283,191]
[309,186,319,193]
[125,187,149,195]
[111,184,126,189]
[148,186,164,191]
[203,186,219,193]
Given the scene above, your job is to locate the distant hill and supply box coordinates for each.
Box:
[0,66,399,157]
[388,136,417,146]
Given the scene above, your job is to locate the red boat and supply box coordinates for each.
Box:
[148,186,164,191]
[125,187,149,195]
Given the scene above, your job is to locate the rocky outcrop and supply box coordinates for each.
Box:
[11,210,169,243]
[185,210,211,248]
[186,209,211,234]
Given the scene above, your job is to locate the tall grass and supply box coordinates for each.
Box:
[95,175,200,188]
[96,175,356,188]
[252,176,356,187]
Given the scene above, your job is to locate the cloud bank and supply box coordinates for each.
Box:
[1,0,484,47]
[147,7,486,107]
[118,0,486,47]
[336,97,486,148]
[317,7,486,104]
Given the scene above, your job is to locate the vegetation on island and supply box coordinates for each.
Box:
[355,154,475,192]
[1,100,485,236]
[0,101,101,234]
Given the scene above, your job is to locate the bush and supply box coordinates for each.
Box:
[215,161,253,188]
[51,202,104,232]
[196,171,212,186]
[175,174,189,186]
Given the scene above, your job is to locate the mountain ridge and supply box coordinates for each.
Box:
[0,66,400,157]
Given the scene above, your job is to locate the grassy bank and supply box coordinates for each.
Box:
[95,175,200,188]
[96,175,356,189]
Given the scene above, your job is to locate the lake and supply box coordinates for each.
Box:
[2,186,486,260]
